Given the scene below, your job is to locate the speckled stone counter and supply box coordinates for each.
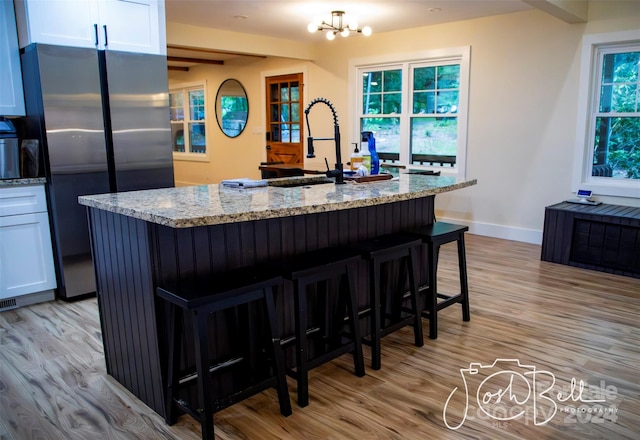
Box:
[79,174,476,228]
[83,173,476,417]
[0,177,46,187]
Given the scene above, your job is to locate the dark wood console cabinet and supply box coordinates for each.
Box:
[541,202,640,278]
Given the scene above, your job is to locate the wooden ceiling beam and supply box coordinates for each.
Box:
[167,56,224,65]
[167,44,267,59]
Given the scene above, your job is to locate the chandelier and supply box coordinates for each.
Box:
[307,11,372,40]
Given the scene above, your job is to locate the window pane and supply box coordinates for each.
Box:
[363,71,382,93]
[600,51,640,113]
[280,84,289,101]
[281,124,290,142]
[363,94,381,114]
[270,84,279,102]
[383,93,401,114]
[361,117,400,154]
[291,82,300,101]
[413,91,435,114]
[281,103,290,122]
[170,107,184,121]
[170,92,183,107]
[383,69,402,92]
[270,104,279,123]
[291,124,300,143]
[271,124,281,142]
[436,91,459,114]
[410,117,458,161]
[189,90,204,121]
[414,67,435,90]
[291,103,300,122]
[189,122,206,154]
[437,65,460,89]
[602,52,639,84]
[593,116,640,179]
[171,123,184,152]
[169,92,184,121]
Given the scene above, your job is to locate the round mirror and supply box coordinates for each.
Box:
[215,79,248,138]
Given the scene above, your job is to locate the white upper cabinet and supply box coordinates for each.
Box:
[0,0,26,115]
[14,0,166,55]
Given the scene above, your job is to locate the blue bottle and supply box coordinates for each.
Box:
[362,131,379,175]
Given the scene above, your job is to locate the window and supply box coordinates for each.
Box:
[573,30,640,198]
[170,83,207,159]
[352,47,470,176]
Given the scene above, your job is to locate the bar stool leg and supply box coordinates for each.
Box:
[458,234,471,322]
[165,303,181,425]
[263,285,292,416]
[407,248,424,347]
[344,265,365,377]
[370,259,383,371]
[192,310,215,440]
[426,242,439,339]
[293,280,310,407]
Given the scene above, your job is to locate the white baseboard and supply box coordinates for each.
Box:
[437,217,543,245]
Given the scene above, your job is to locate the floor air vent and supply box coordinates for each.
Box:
[0,298,18,311]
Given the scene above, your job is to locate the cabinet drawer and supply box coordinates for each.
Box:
[0,185,48,216]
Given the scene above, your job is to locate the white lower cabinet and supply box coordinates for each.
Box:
[0,184,56,309]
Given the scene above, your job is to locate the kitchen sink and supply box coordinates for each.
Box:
[267,176,333,188]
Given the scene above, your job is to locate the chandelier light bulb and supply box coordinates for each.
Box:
[309,11,370,40]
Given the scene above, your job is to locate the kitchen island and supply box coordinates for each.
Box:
[79,174,476,417]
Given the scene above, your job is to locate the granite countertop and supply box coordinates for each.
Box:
[79,174,477,228]
[0,177,46,187]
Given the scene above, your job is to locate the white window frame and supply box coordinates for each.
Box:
[572,30,640,198]
[170,81,209,162]
[349,46,470,177]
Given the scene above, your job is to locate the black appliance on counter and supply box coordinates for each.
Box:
[21,44,174,300]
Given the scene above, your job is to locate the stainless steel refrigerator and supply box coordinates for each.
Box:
[21,43,174,300]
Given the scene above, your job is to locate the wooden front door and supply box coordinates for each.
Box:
[265,73,303,164]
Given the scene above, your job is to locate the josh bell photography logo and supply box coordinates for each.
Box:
[442,358,620,431]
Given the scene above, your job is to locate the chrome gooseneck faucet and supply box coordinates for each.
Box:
[304,97,345,184]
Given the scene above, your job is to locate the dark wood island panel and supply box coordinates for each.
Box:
[87,197,435,417]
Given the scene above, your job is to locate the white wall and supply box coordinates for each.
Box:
[167,1,640,243]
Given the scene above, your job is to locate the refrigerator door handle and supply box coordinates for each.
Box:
[103,25,108,47]
[94,24,98,46]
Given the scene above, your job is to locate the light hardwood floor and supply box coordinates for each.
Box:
[1,235,639,440]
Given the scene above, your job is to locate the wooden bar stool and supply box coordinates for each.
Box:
[410,222,470,339]
[156,266,292,440]
[277,247,365,407]
[351,233,424,370]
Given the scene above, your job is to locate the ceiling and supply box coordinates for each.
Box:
[165,1,535,41]
[163,1,554,68]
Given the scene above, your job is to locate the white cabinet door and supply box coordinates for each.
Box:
[0,0,26,115]
[14,0,165,55]
[98,0,165,55]
[0,212,57,300]
[14,0,100,49]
